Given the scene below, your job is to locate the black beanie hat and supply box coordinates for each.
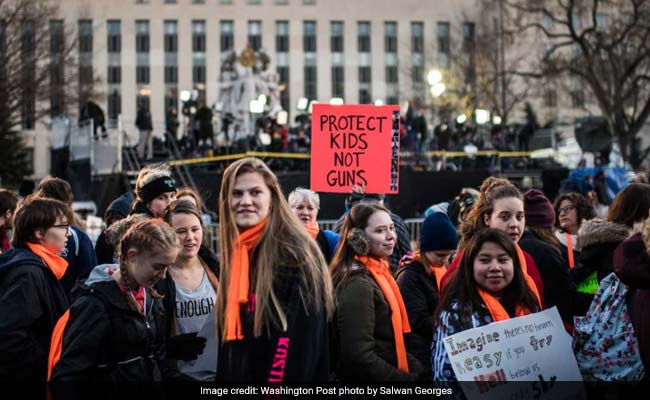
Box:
[419,212,458,252]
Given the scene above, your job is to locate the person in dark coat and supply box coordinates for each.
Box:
[331,202,422,382]
[519,189,592,323]
[396,212,458,377]
[0,189,18,253]
[573,218,630,294]
[0,198,72,389]
[35,177,98,299]
[215,158,333,383]
[49,219,180,399]
[94,192,134,264]
[613,224,650,380]
[136,104,154,160]
[334,189,411,273]
[130,165,177,218]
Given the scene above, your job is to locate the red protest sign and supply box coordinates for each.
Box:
[310,104,400,194]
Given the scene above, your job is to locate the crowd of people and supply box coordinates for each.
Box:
[0,158,649,397]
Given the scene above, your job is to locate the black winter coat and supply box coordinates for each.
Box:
[50,265,166,399]
[519,231,592,322]
[395,260,439,376]
[332,264,422,382]
[216,265,330,383]
[0,248,68,383]
[573,219,630,286]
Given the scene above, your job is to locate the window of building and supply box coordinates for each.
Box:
[50,20,65,117]
[331,21,343,52]
[79,20,93,53]
[108,66,121,84]
[437,21,450,67]
[359,88,371,104]
[411,21,423,53]
[412,65,423,83]
[248,20,262,50]
[386,66,398,83]
[164,20,178,52]
[359,66,371,83]
[384,21,397,53]
[332,66,344,99]
[164,0,177,3]
[192,0,205,3]
[107,20,121,53]
[358,21,371,52]
[108,88,121,122]
[165,66,177,84]
[248,0,262,4]
[304,65,317,100]
[303,20,316,52]
[135,20,149,53]
[276,21,289,52]
[275,0,288,4]
[136,66,149,84]
[219,0,233,4]
[304,0,316,4]
[462,22,475,52]
[544,89,557,108]
[192,20,206,52]
[220,20,234,52]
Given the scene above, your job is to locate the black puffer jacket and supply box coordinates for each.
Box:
[0,248,68,382]
[332,264,422,382]
[50,265,166,399]
[395,259,438,376]
[217,265,330,383]
[573,219,630,287]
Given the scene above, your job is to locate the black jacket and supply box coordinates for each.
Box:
[573,219,630,286]
[0,248,68,382]
[519,231,592,322]
[50,265,166,399]
[332,264,422,382]
[216,265,329,383]
[395,260,439,375]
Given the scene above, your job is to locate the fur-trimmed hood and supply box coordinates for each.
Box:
[576,218,630,251]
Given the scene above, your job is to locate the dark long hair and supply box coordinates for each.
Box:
[330,202,391,291]
[435,229,540,330]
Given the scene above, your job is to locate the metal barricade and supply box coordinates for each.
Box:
[69,120,94,161]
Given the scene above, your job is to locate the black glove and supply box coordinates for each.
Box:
[166,332,207,361]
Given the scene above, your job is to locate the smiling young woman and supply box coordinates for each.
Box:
[215,157,333,383]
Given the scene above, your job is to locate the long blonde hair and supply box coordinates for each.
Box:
[216,157,334,338]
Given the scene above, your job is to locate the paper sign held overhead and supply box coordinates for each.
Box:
[310,104,401,194]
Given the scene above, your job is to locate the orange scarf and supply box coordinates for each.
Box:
[413,252,447,292]
[26,243,68,280]
[225,219,267,341]
[476,244,542,322]
[566,233,575,269]
[355,255,411,372]
[515,244,542,306]
[477,288,532,322]
[304,221,319,239]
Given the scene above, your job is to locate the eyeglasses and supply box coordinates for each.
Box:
[557,205,576,214]
[51,224,70,232]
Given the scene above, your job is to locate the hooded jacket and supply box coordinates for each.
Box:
[0,248,68,382]
[395,258,439,376]
[573,219,630,286]
[614,229,650,380]
[49,264,166,398]
[332,264,422,382]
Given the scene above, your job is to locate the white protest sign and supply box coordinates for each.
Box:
[443,307,585,400]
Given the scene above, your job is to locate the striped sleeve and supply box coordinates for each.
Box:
[431,310,458,382]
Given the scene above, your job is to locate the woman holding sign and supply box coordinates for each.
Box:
[215,157,333,383]
[330,202,422,381]
[431,229,541,382]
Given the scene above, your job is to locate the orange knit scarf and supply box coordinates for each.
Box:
[26,242,68,280]
[566,233,575,269]
[413,251,447,292]
[476,244,541,322]
[225,219,267,341]
[355,255,411,372]
[304,221,320,239]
